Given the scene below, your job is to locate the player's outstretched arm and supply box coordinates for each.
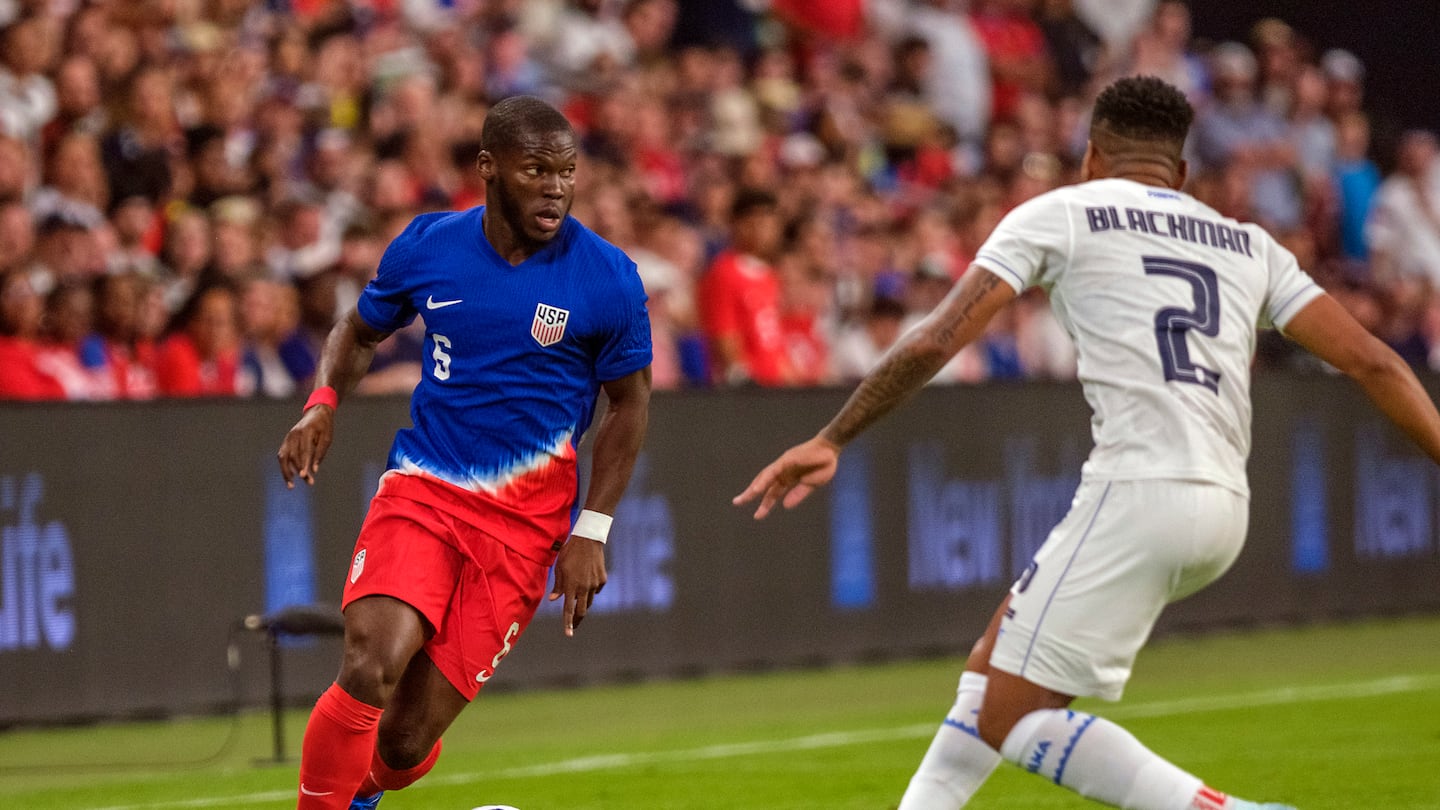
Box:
[734,266,1016,519]
[277,309,392,488]
[551,366,652,636]
[1284,293,1440,464]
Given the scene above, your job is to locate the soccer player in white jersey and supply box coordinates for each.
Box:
[735,76,1440,810]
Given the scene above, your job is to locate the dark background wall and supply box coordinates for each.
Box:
[2,376,1438,726]
[1190,1,1440,163]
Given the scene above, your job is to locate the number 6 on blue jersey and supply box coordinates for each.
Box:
[432,333,453,381]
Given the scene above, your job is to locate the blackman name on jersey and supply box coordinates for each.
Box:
[1085,205,1254,258]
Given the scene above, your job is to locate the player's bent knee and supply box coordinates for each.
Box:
[337,646,412,706]
[975,705,1018,750]
[967,635,993,671]
[976,672,1074,750]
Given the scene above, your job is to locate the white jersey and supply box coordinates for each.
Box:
[974,178,1322,495]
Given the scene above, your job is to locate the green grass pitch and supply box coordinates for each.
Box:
[3,615,1438,809]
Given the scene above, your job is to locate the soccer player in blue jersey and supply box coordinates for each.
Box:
[277,96,652,810]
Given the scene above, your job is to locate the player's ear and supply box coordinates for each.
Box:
[1172,158,1188,190]
[476,149,495,181]
[1080,141,1098,182]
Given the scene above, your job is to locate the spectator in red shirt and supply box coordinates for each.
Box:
[632,98,688,208]
[699,188,793,386]
[35,279,99,399]
[155,283,249,397]
[81,271,157,400]
[0,268,65,400]
[971,0,1055,124]
[777,250,833,386]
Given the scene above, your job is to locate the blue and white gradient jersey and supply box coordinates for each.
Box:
[356,207,652,559]
[974,178,1322,496]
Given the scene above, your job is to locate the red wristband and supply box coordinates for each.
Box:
[304,386,339,412]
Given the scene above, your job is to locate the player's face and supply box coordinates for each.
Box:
[483,129,578,247]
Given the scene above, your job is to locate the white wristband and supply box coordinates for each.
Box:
[572,509,613,544]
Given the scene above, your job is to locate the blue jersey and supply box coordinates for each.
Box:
[356,208,651,557]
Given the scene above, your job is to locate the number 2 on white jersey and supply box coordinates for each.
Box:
[1142,256,1221,393]
[432,333,453,381]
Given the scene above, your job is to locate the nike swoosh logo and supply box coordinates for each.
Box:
[427,296,463,309]
[299,785,334,797]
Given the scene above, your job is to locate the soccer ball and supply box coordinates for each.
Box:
[470,806,521,810]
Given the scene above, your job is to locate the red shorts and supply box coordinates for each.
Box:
[342,489,552,701]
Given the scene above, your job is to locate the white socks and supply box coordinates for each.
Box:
[999,707,1226,810]
[897,672,1003,809]
[897,677,1255,810]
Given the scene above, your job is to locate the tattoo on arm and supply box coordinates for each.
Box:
[934,271,1003,347]
[820,351,941,447]
[821,271,1006,447]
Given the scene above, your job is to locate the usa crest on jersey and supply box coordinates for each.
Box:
[531,302,570,347]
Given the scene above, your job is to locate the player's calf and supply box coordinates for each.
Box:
[360,739,442,795]
[999,707,1296,810]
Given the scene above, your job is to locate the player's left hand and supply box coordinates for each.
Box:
[550,536,606,637]
[732,436,841,520]
[277,405,335,489]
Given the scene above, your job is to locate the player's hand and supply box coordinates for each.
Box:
[277,406,335,489]
[732,436,841,520]
[550,536,606,637]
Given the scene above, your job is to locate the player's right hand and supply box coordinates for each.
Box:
[732,435,841,520]
[277,406,335,489]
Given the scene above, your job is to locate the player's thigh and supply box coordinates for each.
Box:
[991,480,1246,700]
[342,596,429,673]
[338,496,468,694]
[343,494,467,636]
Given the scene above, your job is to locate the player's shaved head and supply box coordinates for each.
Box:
[481,95,573,154]
[1089,76,1193,169]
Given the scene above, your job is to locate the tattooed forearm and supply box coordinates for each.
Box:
[820,342,947,447]
[934,271,1004,346]
[819,267,1010,448]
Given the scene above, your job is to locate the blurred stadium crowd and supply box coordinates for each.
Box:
[0,0,1434,399]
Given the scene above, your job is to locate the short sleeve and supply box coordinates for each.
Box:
[973,193,1069,293]
[356,225,419,333]
[594,258,654,382]
[1257,228,1324,331]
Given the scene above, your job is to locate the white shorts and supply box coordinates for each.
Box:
[989,479,1249,701]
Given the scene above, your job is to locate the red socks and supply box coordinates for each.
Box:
[297,684,384,810]
[356,738,443,797]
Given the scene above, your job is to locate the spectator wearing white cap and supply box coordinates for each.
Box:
[1192,41,1302,232]
[1321,48,1365,122]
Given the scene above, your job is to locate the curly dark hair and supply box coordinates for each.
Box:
[480,95,574,153]
[1090,76,1194,157]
